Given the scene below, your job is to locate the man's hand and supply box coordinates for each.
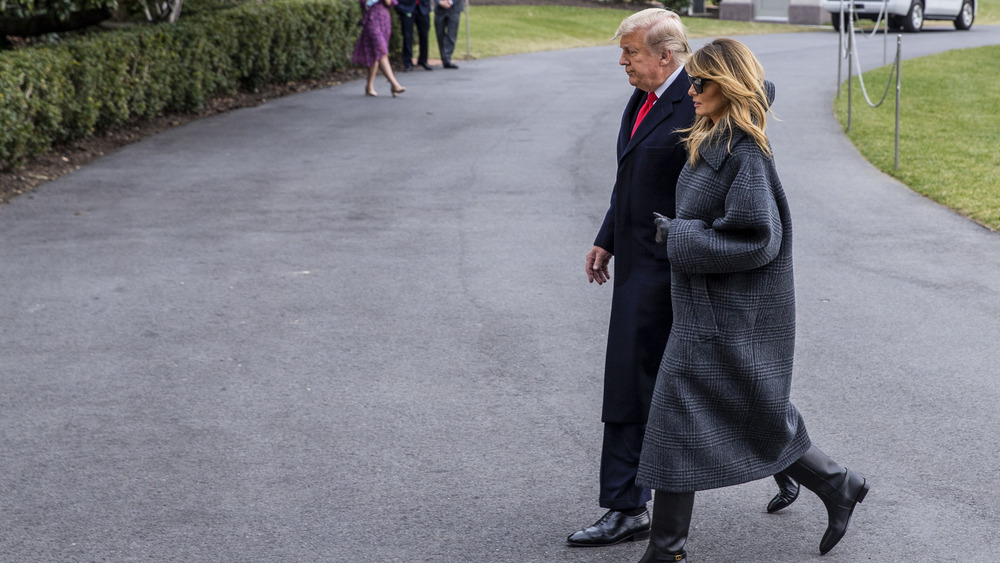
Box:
[653,212,671,245]
[586,246,612,285]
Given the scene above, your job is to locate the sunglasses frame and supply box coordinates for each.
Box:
[689,76,710,94]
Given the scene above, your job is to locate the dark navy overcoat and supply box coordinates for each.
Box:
[594,71,695,424]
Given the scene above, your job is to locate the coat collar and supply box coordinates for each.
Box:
[698,126,748,172]
[620,68,691,158]
[697,81,776,171]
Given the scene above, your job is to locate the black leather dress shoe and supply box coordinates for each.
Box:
[419,62,433,70]
[567,509,650,547]
[443,62,459,69]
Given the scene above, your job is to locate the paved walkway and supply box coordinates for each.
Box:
[2,27,999,562]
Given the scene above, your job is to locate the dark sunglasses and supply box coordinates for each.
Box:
[688,76,711,94]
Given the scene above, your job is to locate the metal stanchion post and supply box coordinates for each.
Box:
[882,0,890,65]
[837,5,844,98]
[465,0,470,60]
[847,11,853,132]
[883,5,888,64]
[895,35,901,171]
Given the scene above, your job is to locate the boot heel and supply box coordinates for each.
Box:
[854,479,870,503]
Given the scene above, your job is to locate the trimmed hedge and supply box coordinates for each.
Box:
[0,0,401,169]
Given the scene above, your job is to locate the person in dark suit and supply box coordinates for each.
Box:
[567,8,694,548]
[396,0,432,71]
[433,0,462,69]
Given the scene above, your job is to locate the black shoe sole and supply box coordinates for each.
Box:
[566,529,650,547]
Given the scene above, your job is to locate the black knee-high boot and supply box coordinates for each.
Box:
[637,491,694,562]
[767,471,800,513]
[783,445,869,555]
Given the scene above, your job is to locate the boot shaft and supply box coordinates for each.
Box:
[640,491,694,562]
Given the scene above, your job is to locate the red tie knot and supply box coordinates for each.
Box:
[631,91,658,137]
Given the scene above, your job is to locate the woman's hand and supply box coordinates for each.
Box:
[654,212,671,245]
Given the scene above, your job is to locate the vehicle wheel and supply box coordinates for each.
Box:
[954,0,974,29]
[831,11,851,31]
[902,0,924,32]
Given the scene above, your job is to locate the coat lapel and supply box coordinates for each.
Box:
[617,88,645,158]
[620,68,691,161]
[699,127,746,171]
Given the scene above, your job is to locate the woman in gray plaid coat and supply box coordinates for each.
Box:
[634,39,870,562]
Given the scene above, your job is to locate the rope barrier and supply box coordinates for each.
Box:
[848,18,899,108]
[835,1,903,169]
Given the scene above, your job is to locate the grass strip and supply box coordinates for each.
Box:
[834,44,1000,231]
[454,6,815,59]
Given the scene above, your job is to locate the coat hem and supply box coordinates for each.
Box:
[635,437,811,493]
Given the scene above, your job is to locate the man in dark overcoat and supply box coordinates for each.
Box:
[567,8,694,547]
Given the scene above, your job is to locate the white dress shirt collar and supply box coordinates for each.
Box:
[652,65,685,100]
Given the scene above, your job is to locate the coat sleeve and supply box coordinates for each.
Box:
[667,152,783,275]
[593,186,616,254]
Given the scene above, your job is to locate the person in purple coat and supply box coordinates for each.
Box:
[352,0,406,97]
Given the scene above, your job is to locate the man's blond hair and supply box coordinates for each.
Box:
[613,8,691,65]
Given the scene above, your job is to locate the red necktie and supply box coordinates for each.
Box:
[631,92,657,137]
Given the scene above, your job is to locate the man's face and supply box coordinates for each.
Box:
[618,30,671,93]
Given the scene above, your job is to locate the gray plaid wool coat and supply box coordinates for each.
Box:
[636,121,812,493]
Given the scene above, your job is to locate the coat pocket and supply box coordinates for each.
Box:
[673,274,720,342]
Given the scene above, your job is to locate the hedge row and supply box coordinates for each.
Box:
[0,0,399,169]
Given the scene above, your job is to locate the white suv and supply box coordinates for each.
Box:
[821,0,976,32]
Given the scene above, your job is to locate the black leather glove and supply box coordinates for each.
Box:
[653,212,671,245]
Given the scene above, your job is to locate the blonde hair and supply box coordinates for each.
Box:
[681,38,773,166]
[613,8,691,66]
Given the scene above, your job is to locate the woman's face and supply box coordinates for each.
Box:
[689,77,729,124]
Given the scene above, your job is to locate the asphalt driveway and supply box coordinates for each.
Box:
[2,25,1000,562]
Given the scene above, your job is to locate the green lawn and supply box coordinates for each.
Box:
[977,0,1000,23]
[834,45,1000,230]
[830,0,999,231]
[456,6,814,59]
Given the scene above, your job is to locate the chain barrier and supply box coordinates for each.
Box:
[465,0,471,60]
[848,19,899,108]
[835,0,903,169]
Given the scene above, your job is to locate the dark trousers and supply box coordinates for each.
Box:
[434,6,460,64]
[399,10,430,67]
[600,422,652,509]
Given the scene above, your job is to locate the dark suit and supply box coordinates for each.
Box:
[591,69,694,509]
[434,0,462,66]
[396,0,431,68]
